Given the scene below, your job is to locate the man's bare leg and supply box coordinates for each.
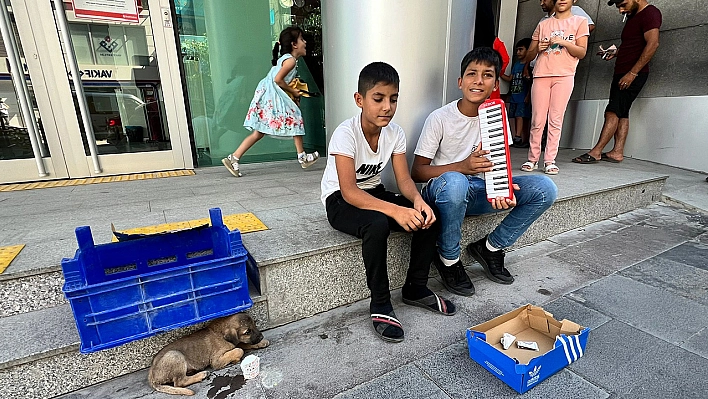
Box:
[587,112,619,160]
[604,118,629,162]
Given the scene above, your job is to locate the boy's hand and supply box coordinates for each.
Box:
[462,143,493,175]
[392,206,426,232]
[413,197,436,229]
[490,183,520,210]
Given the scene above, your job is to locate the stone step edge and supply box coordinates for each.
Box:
[0,180,665,398]
[1,177,666,318]
[0,178,667,369]
[0,176,669,283]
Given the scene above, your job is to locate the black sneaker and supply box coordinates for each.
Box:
[466,236,514,284]
[432,257,475,296]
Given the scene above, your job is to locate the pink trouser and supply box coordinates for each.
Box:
[527,75,575,164]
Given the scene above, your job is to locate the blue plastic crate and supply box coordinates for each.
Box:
[61,208,253,354]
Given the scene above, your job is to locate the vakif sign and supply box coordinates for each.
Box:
[72,0,140,23]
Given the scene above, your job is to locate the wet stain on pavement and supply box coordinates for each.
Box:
[537,288,552,296]
[207,375,245,399]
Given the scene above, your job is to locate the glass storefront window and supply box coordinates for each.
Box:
[60,8,171,155]
[176,0,325,166]
[0,2,49,161]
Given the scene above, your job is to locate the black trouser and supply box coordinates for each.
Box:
[325,185,439,308]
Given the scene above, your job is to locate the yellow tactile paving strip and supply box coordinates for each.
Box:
[0,244,25,274]
[0,170,196,192]
[111,212,268,242]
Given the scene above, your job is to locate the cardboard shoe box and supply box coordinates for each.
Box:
[466,304,590,393]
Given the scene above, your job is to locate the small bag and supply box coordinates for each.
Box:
[286,78,319,100]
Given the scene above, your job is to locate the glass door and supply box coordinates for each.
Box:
[53,0,193,176]
[0,0,70,183]
[3,0,193,182]
[174,0,325,167]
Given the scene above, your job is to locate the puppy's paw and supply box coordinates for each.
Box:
[195,371,208,382]
[256,339,270,348]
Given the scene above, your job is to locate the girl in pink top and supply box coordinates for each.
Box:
[521,0,589,174]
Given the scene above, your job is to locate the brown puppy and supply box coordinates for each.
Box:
[148,313,269,395]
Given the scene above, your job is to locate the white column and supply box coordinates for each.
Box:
[322,0,476,190]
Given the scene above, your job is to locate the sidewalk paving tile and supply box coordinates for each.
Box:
[654,241,708,270]
[332,363,450,399]
[605,339,708,399]
[619,257,708,307]
[414,341,609,399]
[546,219,629,247]
[570,275,708,345]
[542,297,612,331]
[57,370,153,399]
[456,256,601,315]
[548,224,690,276]
[568,320,676,396]
[680,328,708,360]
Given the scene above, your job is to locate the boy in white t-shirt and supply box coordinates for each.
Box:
[321,62,456,343]
[412,48,558,296]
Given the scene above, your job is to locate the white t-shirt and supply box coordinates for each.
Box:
[414,100,512,180]
[320,114,407,206]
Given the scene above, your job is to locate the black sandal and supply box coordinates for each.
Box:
[571,153,599,164]
[371,312,404,343]
[402,293,457,316]
[601,153,621,163]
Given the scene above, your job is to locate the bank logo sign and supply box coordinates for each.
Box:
[99,36,119,53]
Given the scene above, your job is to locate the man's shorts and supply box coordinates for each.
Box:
[508,102,531,119]
[605,72,648,118]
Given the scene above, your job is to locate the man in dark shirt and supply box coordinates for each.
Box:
[572,0,661,164]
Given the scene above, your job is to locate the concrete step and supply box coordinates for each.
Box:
[0,173,666,399]
[0,172,668,318]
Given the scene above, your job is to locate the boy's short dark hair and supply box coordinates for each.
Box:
[358,62,400,95]
[460,47,501,79]
[516,38,532,50]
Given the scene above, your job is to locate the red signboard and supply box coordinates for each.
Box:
[72,0,140,23]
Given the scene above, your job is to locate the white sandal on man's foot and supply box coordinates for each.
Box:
[520,161,538,172]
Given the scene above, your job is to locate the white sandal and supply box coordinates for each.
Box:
[520,161,538,172]
[544,163,559,175]
[298,151,320,169]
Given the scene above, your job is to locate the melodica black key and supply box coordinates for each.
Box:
[479,99,513,202]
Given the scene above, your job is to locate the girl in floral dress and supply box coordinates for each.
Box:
[222,26,319,177]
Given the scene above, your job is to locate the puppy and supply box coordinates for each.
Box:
[148,313,269,396]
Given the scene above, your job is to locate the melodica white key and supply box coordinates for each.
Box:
[479,99,513,202]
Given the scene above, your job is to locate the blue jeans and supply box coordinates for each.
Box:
[421,172,557,260]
